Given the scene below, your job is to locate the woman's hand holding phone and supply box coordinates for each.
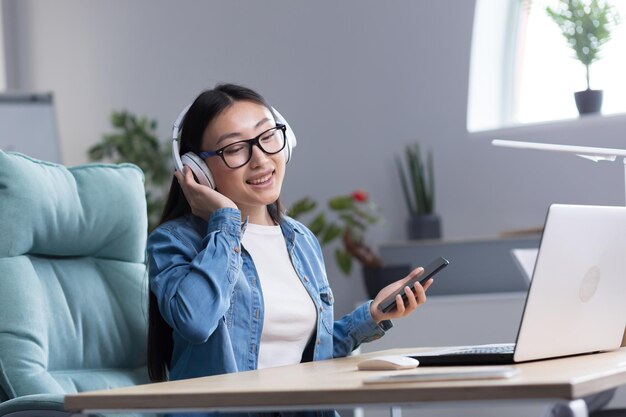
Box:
[369,257,449,323]
[369,267,432,323]
[175,166,237,221]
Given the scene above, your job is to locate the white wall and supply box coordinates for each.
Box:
[5,0,626,316]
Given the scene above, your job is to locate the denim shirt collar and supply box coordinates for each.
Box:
[278,215,305,250]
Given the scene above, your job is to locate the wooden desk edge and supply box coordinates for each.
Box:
[64,347,626,412]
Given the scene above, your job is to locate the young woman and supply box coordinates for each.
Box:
[146,83,432,391]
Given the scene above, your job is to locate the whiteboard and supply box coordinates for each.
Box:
[0,92,61,163]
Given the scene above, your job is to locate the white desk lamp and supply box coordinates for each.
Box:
[492,139,626,206]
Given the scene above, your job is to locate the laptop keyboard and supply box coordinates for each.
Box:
[452,343,515,355]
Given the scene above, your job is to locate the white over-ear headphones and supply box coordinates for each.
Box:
[171,104,297,189]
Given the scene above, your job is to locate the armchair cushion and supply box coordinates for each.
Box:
[0,151,149,400]
[0,152,146,260]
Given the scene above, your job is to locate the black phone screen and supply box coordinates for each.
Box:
[378,256,449,313]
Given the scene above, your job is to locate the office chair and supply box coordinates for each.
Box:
[0,151,149,417]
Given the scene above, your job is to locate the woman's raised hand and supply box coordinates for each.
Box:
[175,167,238,221]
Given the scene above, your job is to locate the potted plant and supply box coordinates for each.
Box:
[396,142,441,240]
[289,190,411,298]
[546,0,621,115]
[88,110,170,232]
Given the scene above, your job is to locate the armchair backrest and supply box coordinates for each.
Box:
[0,151,149,400]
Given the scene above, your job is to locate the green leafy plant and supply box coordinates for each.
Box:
[396,142,435,217]
[289,190,383,275]
[88,110,170,232]
[546,0,621,90]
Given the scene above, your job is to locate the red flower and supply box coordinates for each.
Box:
[351,189,368,202]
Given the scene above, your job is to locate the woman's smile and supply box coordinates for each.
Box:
[246,169,275,186]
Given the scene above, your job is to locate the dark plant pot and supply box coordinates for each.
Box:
[574,89,603,115]
[408,213,441,240]
[362,264,412,299]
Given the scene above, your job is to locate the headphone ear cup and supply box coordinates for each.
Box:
[283,128,295,164]
[180,152,216,189]
[272,107,297,164]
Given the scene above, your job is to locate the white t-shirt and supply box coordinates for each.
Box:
[241,223,317,369]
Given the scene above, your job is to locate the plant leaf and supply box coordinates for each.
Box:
[308,213,326,237]
[321,223,342,245]
[335,249,352,275]
[396,155,415,215]
[329,196,354,210]
[288,197,317,219]
[426,149,435,212]
[407,144,424,214]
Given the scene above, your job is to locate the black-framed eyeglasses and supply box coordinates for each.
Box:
[198,124,287,169]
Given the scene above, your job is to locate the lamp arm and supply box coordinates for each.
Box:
[492,139,626,206]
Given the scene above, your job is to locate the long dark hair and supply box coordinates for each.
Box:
[148,83,284,382]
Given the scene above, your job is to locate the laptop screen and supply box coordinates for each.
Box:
[512,204,626,362]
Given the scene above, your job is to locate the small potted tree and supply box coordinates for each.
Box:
[396,142,441,240]
[546,0,621,114]
[88,110,170,231]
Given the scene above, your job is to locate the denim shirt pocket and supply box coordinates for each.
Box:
[319,286,335,334]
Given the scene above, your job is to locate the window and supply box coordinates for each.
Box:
[467,0,626,132]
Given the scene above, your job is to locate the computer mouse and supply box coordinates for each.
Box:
[357,355,420,371]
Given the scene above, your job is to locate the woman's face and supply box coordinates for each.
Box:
[201,100,286,213]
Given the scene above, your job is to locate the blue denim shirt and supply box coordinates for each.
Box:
[147,208,391,383]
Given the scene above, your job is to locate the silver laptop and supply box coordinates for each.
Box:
[411,204,626,366]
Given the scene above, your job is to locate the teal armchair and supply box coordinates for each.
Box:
[0,151,150,416]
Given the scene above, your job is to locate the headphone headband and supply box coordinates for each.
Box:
[171,101,297,190]
[172,104,192,141]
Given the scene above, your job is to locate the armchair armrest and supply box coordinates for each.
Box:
[0,394,68,417]
[0,394,153,417]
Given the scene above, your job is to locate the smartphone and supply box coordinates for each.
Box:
[378,257,449,313]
